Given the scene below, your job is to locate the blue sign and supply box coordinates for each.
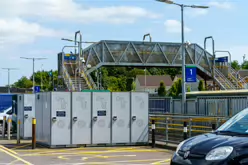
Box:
[64,55,76,61]
[24,106,32,111]
[215,56,228,62]
[186,67,197,83]
[34,86,40,93]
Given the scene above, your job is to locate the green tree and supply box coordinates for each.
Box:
[131,81,136,91]
[198,80,205,91]
[242,61,248,69]
[158,81,166,96]
[187,86,191,92]
[168,78,182,97]
[12,76,33,88]
[231,60,240,70]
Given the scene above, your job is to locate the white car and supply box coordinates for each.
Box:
[0,107,14,133]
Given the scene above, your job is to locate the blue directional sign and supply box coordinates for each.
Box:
[186,66,197,83]
[215,56,228,63]
[34,86,41,93]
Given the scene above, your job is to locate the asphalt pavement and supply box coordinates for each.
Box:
[0,140,174,165]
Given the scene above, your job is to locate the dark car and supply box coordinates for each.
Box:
[170,108,248,165]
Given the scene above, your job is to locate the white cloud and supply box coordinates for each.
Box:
[164,20,191,33]
[208,1,233,9]
[0,0,160,24]
[0,0,160,47]
[0,18,70,46]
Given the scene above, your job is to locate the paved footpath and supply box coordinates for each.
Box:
[0,141,174,165]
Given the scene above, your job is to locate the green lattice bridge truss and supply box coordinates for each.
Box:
[83,40,214,80]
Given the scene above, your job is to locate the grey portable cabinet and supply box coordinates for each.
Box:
[36,92,71,148]
[15,94,35,139]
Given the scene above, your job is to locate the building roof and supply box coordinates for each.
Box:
[136,75,173,87]
[174,74,204,80]
[238,70,248,78]
[0,87,32,93]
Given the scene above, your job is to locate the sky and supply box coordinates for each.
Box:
[0,0,246,86]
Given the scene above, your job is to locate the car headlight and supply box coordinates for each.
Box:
[176,140,185,153]
[205,146,233,161]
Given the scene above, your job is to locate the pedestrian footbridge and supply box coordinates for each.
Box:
[59,40,246,91]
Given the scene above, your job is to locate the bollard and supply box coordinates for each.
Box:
[7,118,11,140]
[2,116,6,138]
[165,118,169,144]
[189,118,192,138]
[17,120,21,144]
[32,118,36,149]
[212,123,216,132]
[183,121,187,140]
[151,120,155,148]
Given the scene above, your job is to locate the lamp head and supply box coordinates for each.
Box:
[191,5,209,9]
[155,0,174,4]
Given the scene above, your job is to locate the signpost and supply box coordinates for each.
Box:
[186,66,197,83]
[34,86,40,93]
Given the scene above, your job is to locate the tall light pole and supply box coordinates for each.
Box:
[156,0,209,113]
[41,64,43,90]
[143,33,152,92]
[2,68,18,93]
[20,57,47,93]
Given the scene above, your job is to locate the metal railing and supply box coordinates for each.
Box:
[63,65,75,91]
[81,65,97,90]
[149,115,229,144]
[229,65,247,89]
[214,67,235,89]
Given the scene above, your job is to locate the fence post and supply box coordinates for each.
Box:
[151,120,155,148]
[183,121,187,140]
[32,118,36,149]
[212,123,216,132]
[17,119,21,144]
[165,117,169,144]
[7,118,11,140]
[2,116,6,138]
[189,118,192,137]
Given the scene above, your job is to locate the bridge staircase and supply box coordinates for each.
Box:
[61,54,97,91]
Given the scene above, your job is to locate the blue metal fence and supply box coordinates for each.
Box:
[149,96,248,116]
[149,97,171,114]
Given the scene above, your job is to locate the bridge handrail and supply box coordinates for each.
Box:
[63,65,75,91]
[214,67,235,89]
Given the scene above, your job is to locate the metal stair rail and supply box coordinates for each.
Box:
[63,65,75,91]
[81,65,97,90]
[228,65,247,89]
[214,67,236,89]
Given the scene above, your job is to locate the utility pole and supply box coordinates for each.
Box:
[156,0,209,114]
[2,68,18,93]
[20,57,47,93]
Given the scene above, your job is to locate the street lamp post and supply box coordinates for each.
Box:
[143,33,152,92]
[2,68,18,93]
[156,0,209,113]
[20,57,47,93]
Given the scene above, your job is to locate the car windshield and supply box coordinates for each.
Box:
[217,108,248,134]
